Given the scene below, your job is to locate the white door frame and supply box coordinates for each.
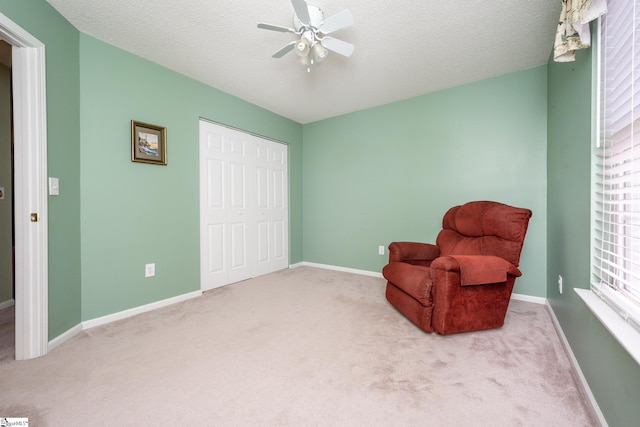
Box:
[0,13,49,360]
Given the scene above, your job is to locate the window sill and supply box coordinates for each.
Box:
[574,288,640,365]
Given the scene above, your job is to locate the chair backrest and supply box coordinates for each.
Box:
[435,201,532,267]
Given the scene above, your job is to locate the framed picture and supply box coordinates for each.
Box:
[131,120,167,165]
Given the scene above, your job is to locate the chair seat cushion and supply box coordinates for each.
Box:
[382,262,433,306]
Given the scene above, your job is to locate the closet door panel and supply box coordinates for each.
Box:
[200,120,288,290]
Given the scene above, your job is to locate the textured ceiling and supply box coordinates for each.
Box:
[46,0,561,124]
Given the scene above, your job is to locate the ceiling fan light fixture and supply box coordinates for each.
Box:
[294,37,310,57]
[299,54,311,66]
[311,42,328,62]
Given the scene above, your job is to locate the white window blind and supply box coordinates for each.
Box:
[594,0,640,331]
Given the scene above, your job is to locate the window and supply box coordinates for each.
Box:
[593,0,640,336]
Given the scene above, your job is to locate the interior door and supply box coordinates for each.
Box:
[199,120,288,291]
[226,133,253,284]
[254,138,271,276]
[268,141,289,271]
[253,139,289,276]
[200,124,229,290]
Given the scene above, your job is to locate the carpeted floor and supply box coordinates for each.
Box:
[0,267,594,426]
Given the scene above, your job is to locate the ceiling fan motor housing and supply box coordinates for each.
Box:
[294,4,325,31]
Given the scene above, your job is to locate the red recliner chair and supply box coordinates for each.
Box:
[382,201,532,335]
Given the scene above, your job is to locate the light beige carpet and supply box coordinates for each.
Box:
[0,267,594,426]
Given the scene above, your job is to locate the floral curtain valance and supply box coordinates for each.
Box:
[554,0,608,62]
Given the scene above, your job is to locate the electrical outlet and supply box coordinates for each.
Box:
[558,275,563,294]
[378,245,385,255]
[145,263,155,278]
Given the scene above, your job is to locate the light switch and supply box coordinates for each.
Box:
[48,177,59,196]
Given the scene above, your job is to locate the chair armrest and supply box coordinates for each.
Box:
[388,242,440,263]
[431,255,521,285]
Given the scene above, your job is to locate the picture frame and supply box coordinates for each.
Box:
[131,120,167,165]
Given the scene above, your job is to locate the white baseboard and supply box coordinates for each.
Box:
[48,323,83,352]
[290,261,383,278]
[0,298,15,310]
[291,262,547,306]
[83,290,203,330]
[511,293,546,305]
[47,290,203,351]
[546,301,607,427]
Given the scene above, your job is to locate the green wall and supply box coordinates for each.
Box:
[0,64,12,304]
[3,6,638,426]
[0,0,82,338]
[302,66,548,297]
[547,47,640,426]
[79,35,302,320]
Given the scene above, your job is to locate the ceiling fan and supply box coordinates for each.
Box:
[257,0,355,71]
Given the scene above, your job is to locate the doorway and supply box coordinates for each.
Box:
[0,38,13,363]
[0,13,49,360]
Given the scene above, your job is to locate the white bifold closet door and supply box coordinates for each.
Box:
[199,120,288,291]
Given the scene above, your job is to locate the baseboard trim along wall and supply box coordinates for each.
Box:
[47,290,203,352]
[0,298,15,310]
[82,290,203,330]
[290,261,546,304]
[510,293,547,305]
[290,261,384,278]
[546,301,607,427]
[48,323,82,352]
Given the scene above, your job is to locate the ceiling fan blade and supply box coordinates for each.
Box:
[319,10,353,34]
[291,0,311,25]
[272,41,296,58]
[258,23,297,34]
[320,37,355,57]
